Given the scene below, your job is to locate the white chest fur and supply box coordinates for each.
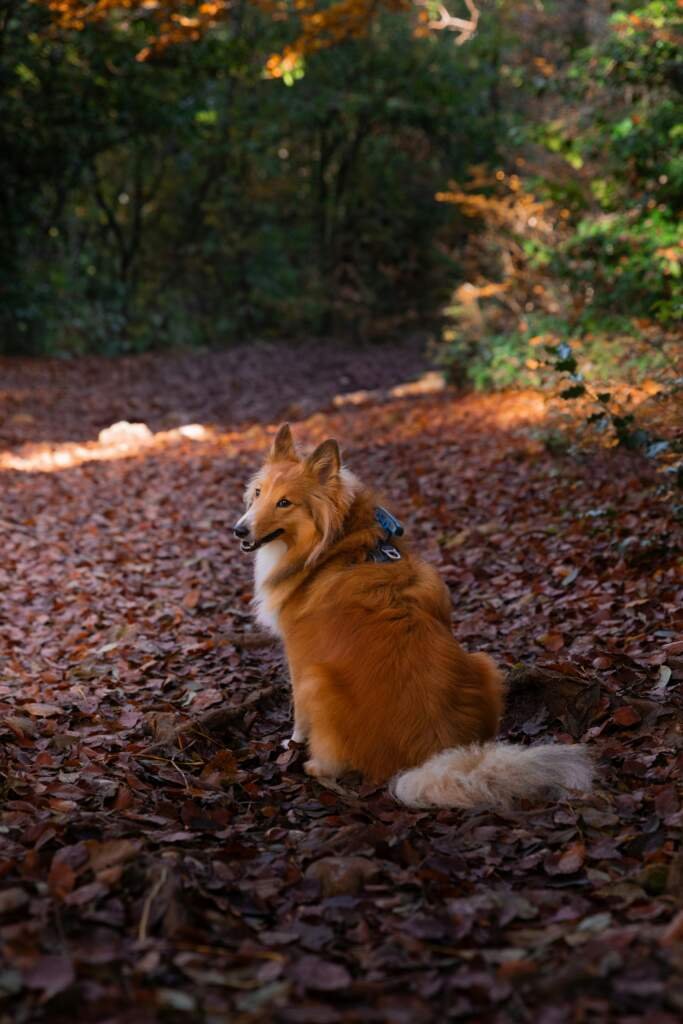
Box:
[253,540,287,635]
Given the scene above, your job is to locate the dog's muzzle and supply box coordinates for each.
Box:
[233,526,284,553]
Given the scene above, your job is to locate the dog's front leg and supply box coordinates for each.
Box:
[304,730,346,780]
[282,669,310,747]
[288,708,309,746]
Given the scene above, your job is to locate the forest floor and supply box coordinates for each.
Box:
[0,341,681,1024]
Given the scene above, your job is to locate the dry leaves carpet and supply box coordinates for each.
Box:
[0,343,681,1023]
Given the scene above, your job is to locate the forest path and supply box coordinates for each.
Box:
[0,338,429,448]
[0,347,681,1022]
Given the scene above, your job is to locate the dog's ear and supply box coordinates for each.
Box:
[268,423,298,462]
[306,439,340,484]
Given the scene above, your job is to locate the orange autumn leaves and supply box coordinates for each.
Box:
[263,0,410,81]
[39,1,238,60]
[39,0,412,69]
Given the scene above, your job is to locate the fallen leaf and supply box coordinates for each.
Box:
[304,856,377,896]
[0,888,29,914]
[612,706,642,727]
[87,839,140,873]
[660,908,683,945]
[48,860,75,901]
[24,956,75,1000]
[292,955,352,992]
[22,703,61,718]
[540,632,565,652]
[545,842,586,876]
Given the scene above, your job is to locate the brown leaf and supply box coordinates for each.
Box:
[304,856,378,897]
[87,838,140,874]
[497,959,537,979]
[48,860,75,901]
[540,631,565,652]
[612,705,641,727]
[0,887,29,914]
[545,841,586,876]
[24,955,75,999]
[22,702,61,718]
[292,955,352,992]
[199,748,237,785]
[660,908,683,946]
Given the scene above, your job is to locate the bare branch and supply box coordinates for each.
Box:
[416,0,480,45]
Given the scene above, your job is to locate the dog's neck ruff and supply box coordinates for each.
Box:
[253,539,288,635]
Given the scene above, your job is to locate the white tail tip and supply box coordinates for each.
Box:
[390,741,594,810]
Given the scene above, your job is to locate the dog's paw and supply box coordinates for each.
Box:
[304,758,338,779]
[281,732,304,750]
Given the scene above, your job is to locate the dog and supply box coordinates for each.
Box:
[233,424,592,808]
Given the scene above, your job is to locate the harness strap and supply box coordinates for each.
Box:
[367,506,404,563]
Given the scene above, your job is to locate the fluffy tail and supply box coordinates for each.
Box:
[390,742,593,810]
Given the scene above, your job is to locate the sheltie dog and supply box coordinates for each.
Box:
[233,424,592,808]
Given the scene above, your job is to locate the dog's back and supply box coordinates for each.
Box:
[282,536,504,782]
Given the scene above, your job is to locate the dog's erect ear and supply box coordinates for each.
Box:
[268,423,298,462]
[306,439,341,484]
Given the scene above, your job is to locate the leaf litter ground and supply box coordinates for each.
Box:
[0,343,681,1023]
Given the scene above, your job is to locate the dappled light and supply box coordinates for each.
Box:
[0,422,216,473]
[0,388,547,474]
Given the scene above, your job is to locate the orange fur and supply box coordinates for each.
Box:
[234,425,592,807]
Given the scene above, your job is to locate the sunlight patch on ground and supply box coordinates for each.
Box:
[0,422,220,473]
[332,370,447,408]
[0,390,556,475]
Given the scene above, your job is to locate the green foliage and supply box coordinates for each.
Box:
[439,0,683,400]
[441,313,676,394]
[558,210,682,326]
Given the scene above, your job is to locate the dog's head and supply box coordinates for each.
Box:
[233,424,354,564]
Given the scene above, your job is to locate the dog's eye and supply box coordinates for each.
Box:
[276,498,292,508]
[254,488,260,498]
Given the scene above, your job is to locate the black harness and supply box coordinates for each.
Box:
[367,506,404,563]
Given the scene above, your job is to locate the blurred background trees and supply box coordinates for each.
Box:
[1,0,681,374]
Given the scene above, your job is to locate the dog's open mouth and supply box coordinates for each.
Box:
[240,528,284,553]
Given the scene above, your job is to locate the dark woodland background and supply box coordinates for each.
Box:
[1,0,680,395]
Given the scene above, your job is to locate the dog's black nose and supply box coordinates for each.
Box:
[233,523,249,539]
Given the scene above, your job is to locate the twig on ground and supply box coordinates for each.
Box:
[137,866,168,943]
[222,631,276,649]
[140,685,277,755]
